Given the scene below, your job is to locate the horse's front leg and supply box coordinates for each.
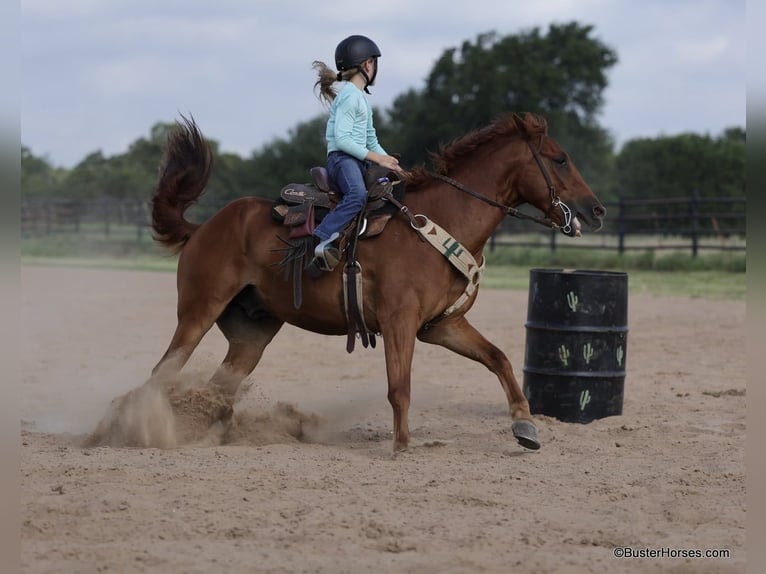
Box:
[380,317,419,452]
[417,314,541,450]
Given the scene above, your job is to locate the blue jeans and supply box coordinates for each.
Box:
[313,151,368,241]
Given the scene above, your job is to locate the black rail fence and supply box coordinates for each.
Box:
[22,192,746,257]
[490,192,745,256]
[22,196,152,241]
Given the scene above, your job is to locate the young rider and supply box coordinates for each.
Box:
[310,35,403,271]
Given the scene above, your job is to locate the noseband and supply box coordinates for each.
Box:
[430,136,574,234]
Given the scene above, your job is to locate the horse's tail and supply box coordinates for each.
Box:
[151,115,213,253]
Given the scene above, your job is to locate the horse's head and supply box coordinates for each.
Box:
[510,114,606,236]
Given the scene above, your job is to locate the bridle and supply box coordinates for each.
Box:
[375,133,575,326]
[429,135,574,234]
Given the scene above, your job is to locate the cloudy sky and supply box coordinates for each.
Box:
[21,0,745,168]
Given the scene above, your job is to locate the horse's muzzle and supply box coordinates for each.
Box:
[574,202,606,233]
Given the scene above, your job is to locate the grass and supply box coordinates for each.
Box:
[21,231,747,300]
[21,254,746,301]
[22,226,177,272]
[482,266,746,299]
[21,255,179,273]
[484,244,746,272]
[481,246,746,299]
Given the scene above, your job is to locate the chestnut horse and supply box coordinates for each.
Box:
[150,112,606,452]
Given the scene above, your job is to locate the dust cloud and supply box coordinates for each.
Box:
[84,372,326,449]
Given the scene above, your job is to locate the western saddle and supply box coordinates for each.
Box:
[271,165,405,352]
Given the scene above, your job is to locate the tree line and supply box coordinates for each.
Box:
[21,22,745,208]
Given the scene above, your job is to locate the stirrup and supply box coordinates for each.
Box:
[313,232,340,272]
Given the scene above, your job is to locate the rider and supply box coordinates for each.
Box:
[310,34,403,271]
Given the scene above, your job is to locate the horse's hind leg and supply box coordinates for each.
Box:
[209,300,283,401]
[152,276,244,378]
[152,317,213,378]
[417,315,540,450]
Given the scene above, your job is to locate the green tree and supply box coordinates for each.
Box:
[382,23,618,199]
[713,127,746,197]
[21,146,65,197]
[246,116,329,200]
[614,130,745,200]
[58,151,112,199]
[51,122,174,201]
[26,120,255,203]
[613,129,746,235]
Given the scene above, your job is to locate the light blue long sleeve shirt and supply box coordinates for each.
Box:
[326,82,386,160]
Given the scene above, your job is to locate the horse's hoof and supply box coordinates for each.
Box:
[219,404,234,423]
[512,420,541,450]
[392,440,409,454]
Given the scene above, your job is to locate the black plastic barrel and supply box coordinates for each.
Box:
[522,269,628,423]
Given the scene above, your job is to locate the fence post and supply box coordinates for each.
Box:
[135,200,144,243]
[617,196,625,255]
[103,198,110,237]
[44,200,52,235]
[690,190,699,257]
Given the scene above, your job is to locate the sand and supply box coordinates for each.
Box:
[20,266,745,573]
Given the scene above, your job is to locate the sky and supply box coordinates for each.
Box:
[20,0,746,168]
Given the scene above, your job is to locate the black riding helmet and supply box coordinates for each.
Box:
[335,35,381,93]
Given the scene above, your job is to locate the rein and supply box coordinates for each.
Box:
[429,138,574,234]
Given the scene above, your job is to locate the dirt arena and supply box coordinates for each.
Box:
[20,265,745,573]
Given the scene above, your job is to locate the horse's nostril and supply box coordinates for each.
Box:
[593,205,607,218]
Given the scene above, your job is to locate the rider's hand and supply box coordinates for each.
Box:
[369,152,404,174]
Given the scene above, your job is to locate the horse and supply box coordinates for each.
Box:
[150,112,606,452]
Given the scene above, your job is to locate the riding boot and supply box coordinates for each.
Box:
[312,232,340,272]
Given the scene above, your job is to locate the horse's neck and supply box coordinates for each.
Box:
[415,150,525,254]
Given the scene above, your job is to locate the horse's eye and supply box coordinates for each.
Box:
[553,155,568,166]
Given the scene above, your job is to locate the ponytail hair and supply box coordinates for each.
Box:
[312,60,356,105]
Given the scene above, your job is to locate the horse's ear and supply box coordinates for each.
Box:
[512,113,530,139]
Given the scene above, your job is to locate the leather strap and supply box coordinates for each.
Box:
[410,216,485,319]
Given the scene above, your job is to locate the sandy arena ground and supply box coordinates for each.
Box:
[20,265,745,573]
